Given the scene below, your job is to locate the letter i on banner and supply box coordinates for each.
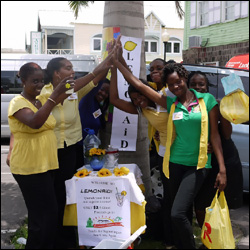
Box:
[110,36,142,151]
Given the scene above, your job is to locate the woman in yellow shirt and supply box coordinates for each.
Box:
[8,62,74,249]
[41,55,113,249]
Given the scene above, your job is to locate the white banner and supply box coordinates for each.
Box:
[76,177,131,246]
[110,36,142,151]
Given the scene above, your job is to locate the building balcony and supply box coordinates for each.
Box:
[46,49,74,54]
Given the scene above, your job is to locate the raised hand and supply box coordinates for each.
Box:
[55,76,75,95]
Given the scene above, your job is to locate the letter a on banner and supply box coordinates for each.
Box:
[110,35,142,151]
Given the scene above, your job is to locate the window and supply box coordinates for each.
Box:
[145,39,158,53]
[92,34,102,52]
[199,1,209,26]
[225,1,235,21]
[166,38,181,54]
[1,71,22,94]
[222,1,249,22]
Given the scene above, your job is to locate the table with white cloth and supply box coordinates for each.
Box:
[63,164,146,247]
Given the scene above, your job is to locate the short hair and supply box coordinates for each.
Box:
[150,58,167,66]
[103,78,110,85]
[44,57,67,84]
[17,62,42,81]
[187,71,210,91]
[127,78,155,98]
[162,63,189,84]
[166,59,176,64]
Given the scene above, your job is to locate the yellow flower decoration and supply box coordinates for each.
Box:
[65,82,71,89]
[114,170,125,176]
[74,169,91,178]
[121,191,127,196]
[89,148,105,156]
[97,168,112,177]
[114,167,130,176]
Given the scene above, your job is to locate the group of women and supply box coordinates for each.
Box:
[7,35,243,249]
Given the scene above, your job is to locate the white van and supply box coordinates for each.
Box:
[1,53,98,138]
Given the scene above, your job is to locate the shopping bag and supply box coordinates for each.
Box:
[220,73,249,124]
[220,90,249,124]
[221,73,245,95]
[201,190,235,249]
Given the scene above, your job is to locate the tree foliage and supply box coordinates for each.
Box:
[68,1,184,20]
[68,1,94,19]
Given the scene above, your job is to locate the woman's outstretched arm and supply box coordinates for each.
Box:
[112,40,167,110]
[109,65,138,114]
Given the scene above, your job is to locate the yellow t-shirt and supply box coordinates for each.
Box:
[39,81,95,149]
[142,107,169,157]
[8,95,58,175]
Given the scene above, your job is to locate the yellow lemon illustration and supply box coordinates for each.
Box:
[121,191,127,196]
[124,41,137,51]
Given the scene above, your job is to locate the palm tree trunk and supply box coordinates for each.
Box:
[103,1,146,79]
[101,1,152,198]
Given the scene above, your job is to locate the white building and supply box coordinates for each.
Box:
[35,4,184,63]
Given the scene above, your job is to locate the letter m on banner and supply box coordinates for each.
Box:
[110,35,142,151]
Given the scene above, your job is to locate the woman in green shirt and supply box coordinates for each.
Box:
[111,38,226,249]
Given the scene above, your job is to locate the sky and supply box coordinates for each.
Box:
[1,1,185,50]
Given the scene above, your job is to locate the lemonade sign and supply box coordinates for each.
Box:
[111,35,142,151]
[75,177,131,246]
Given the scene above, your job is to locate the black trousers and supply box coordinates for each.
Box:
[54,143,78,249]
[158,156,175,245]
[168,162,209,249]
[13,170,58,249]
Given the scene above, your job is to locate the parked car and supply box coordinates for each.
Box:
[1,53,98,138]
[147,63,249,193]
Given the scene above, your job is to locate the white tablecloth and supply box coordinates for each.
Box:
[65,164,144,206]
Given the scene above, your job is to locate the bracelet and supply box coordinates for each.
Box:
[48,97,56,104]
[89,72,96,78]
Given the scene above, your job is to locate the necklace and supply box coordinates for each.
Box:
[20,92,39,107]
[184,92,195,108]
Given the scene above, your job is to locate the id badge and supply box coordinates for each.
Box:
[93,109,102,119]
[172,111,183,120]
[67,92,78,100]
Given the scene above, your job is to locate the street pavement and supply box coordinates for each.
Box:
[1,145,249,249]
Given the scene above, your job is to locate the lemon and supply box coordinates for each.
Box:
[121,191,127,196]
[114,167,120,173]
[124,41,137,51]
[120,167,130,175]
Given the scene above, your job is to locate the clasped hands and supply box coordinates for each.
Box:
[96,35,124,72]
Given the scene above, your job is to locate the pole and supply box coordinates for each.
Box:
[164,42,166,61]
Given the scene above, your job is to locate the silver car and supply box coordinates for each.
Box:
[183,64,249,193]
[1,53,98,138]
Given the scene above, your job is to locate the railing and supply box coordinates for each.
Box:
[47,49,74,55]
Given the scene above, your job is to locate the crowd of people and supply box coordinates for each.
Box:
[6,35,243,249]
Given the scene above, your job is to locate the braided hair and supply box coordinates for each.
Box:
[187,71,210,92]
[161,63,189,84]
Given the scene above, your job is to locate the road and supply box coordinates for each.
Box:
[1,142,249,249]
